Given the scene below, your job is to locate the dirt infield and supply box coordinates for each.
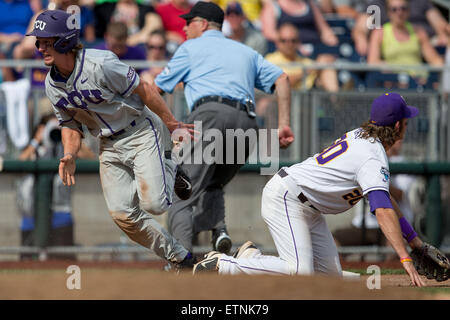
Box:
[0,260,449,300]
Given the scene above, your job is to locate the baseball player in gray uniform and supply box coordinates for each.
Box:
[27,9,196,268]
[193,93,434,287]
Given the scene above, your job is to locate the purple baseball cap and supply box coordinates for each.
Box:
[370,93,419,126]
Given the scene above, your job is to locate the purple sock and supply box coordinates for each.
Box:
[399,217,417,242]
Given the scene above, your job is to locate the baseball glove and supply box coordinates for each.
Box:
[410,243,450,282]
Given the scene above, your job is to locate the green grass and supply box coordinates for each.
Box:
[418,287,450,294]
[345,268,406,275]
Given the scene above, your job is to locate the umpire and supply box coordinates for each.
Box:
[155,1,294,254]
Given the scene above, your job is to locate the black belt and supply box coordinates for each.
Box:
[278,169,318,210]
[192,95,256,118]
[109,119,137,139]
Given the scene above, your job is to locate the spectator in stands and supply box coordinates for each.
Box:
[16,113,96,260]
[258,23,337,120]
[94,0,162,46]
[260,0,339,92]
[223,2,268,55]
[352,0,449,57]
[265,23,318,90]
[95,21,146,64]
[8,11,45,85]
[140,29,168,85]
[12,43,48,88]
[260,0,339,52]
[317,0,370,19]
[367,0,443,87]
[0,0,40,82]
[48,0,96,44]
[155,0,192,54]
[213,0,264,29]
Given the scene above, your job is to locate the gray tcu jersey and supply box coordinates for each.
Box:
[45,49,147,137]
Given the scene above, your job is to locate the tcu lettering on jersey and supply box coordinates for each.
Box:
[55,89,105,110]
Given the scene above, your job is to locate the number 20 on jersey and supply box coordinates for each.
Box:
[315,134,348,165]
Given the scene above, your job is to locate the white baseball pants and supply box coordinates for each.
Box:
[218,173,342,276]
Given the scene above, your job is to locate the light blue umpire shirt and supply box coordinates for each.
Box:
[155,30,283,112]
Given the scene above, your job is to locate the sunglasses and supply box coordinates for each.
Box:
[389,6,408,13]
[35,39,55,50]
[147,45,165,50]
[279,38,299,44]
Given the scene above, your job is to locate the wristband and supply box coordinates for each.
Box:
[399,217,417,242]
[30,139,39,149]
[400,257,413,263]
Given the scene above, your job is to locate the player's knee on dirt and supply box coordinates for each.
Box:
[314,257,342,275]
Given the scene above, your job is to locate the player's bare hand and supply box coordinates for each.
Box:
[278,125,294,149]
[402,260,426,287]
[168,121,198,141]
[59,153,76,186]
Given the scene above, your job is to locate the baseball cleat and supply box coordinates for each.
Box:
[176,252,197,270]
[164,252,197,274]
[233,241,260,259]
[174,166,192,200]
[212,229,232,254]
[192,251,221,274]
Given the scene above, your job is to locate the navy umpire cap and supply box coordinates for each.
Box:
[26,10,80,54]
[180,1,224,25]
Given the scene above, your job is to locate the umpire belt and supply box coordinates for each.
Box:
[278,168,318,211]
[192,95,256,118]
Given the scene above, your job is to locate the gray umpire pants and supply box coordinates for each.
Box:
[167,102,258,252]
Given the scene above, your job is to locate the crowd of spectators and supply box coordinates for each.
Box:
[0,0,449,90]
[0,0,448,159]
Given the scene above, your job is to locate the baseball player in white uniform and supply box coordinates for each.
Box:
[194,93,429,287]
[27,10,196,269]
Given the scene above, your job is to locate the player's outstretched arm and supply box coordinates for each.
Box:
[375,207,426,287]
[389,196,423,249]
[59,127,82,186]
[134,80,195,138]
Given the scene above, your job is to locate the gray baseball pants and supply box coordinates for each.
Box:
[167,102,258,252]
[99,112,188,263]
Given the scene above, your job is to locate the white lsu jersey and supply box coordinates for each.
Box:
[45,49,150,138]
[285,128,390,214]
